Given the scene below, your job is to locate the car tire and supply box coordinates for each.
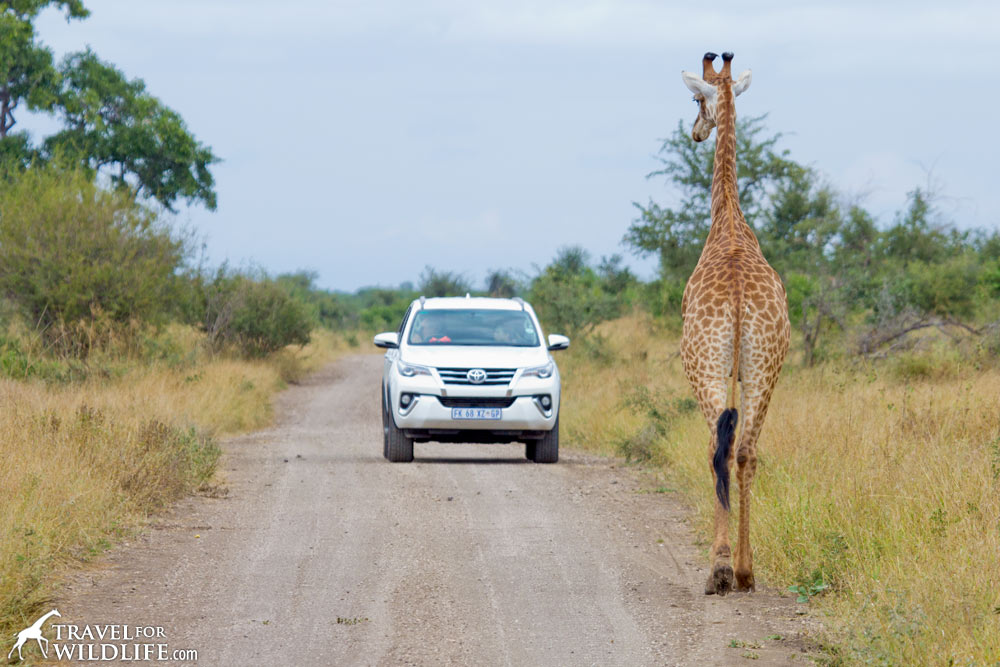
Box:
[381,386,390,459]
[531,417,559,464]
[385,395,414,463]
[525,442,536,461]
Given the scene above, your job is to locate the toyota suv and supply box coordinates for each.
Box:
[374,296,569,463]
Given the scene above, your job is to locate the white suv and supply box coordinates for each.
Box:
[374,296,569,463]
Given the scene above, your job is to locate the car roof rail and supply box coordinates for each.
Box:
[512,296,526,311]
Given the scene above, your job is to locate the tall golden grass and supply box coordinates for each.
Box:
[560,314,1000,664]
[0,326,347,636]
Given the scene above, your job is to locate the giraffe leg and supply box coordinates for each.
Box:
[699,389,735,596]
[706,452,735,596]
[734,445,757,592]
[733,383,775,592]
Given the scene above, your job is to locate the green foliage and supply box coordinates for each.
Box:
[789,573,830,603]
[529,247,635,339]
[418,266,471,297]
[0,5,217,211]
[2,1,89,20]
[274,271,354,330]
[352,286,417,332]
[45,49,218,211]
[0,1,87,139]
[0,166,187,351]
[0,333,74,380]
[485,268,521,297]
[626,113,1000,364]
[201,270,312,358]
[615,385,698,463]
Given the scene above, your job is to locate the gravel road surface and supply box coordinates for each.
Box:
[57,354,813,665]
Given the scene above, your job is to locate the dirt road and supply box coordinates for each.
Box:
[57,355,813,665]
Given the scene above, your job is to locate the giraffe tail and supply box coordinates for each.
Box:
[713,293,743,511]
[714,407,738,510]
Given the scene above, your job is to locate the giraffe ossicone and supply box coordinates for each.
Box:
[677,51,790,596]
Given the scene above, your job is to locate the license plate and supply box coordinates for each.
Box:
[451,407,502,420]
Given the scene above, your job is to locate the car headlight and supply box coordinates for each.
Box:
[397,360,432,377]
[522,361,554,379]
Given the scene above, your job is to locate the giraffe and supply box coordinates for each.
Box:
[678,52,790,596]
[8,608,60,661]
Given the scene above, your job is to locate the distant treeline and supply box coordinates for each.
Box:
[299,115,1000,366]
[3,3,999,373]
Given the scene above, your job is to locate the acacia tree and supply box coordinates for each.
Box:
[0,1,88,138]
[0,4,218,211]
[44,49,218,211]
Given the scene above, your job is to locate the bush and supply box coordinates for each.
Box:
[0,166,187,354]
[529,247,633,339]
[419,266,471,297]
[202,271,311,357]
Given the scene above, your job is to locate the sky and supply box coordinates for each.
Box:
[23,0,1000,292]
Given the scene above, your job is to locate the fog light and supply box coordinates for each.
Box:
[539,395,552,409]
[400,393,413,407]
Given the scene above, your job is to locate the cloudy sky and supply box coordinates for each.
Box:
[25,0,1000,291]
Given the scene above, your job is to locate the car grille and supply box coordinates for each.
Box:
[436,367,516,386]
[437,396,517,408]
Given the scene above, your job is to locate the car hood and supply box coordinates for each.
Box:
[399,345,551,369]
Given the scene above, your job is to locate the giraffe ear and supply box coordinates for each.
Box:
[682,71,715,99]
[733,69,752,97]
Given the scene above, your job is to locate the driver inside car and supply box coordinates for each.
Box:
[412,317,450,343]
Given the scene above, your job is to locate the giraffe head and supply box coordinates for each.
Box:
[681,52,752,142]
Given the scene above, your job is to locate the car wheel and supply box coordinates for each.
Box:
[381,386,390,459]
[385,396,414,463]
[532,417,559,464]
[525,442,537,461]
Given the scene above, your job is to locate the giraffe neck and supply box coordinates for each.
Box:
[33,611,58,628]
[706,81,751,250]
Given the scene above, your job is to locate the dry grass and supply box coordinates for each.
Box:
[560,313,1000,664]
[0,326,348,635]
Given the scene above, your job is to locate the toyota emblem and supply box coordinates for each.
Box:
[467,368,487,384]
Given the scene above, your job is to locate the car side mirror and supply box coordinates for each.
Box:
[373,332,399,349]
[547,334,570,351]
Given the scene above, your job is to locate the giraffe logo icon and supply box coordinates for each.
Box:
[8,608,61,661]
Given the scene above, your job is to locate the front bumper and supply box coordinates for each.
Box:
[389,368,560,434]
[394,393,556,431]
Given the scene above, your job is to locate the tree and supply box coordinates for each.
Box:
[0,1,88,139]
[529,246,625,339]
[485,268,520,297]
[44,49,218,211]
[418,266,471,297]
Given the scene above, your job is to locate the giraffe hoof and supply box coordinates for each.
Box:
[735,570,755,592]
[705,562,734,596]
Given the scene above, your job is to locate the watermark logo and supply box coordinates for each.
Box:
[8,608,60,661]
[7,609,198,662]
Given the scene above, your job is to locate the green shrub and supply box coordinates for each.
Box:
[0,334,77,381]
[0,166,187,354]
[202,272,311,357]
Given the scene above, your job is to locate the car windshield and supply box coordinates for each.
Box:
[407,309,540,347]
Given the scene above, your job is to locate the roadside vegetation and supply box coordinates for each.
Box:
[0,163,349,635]
[0,0,350,640]
[558,315,1000,664]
